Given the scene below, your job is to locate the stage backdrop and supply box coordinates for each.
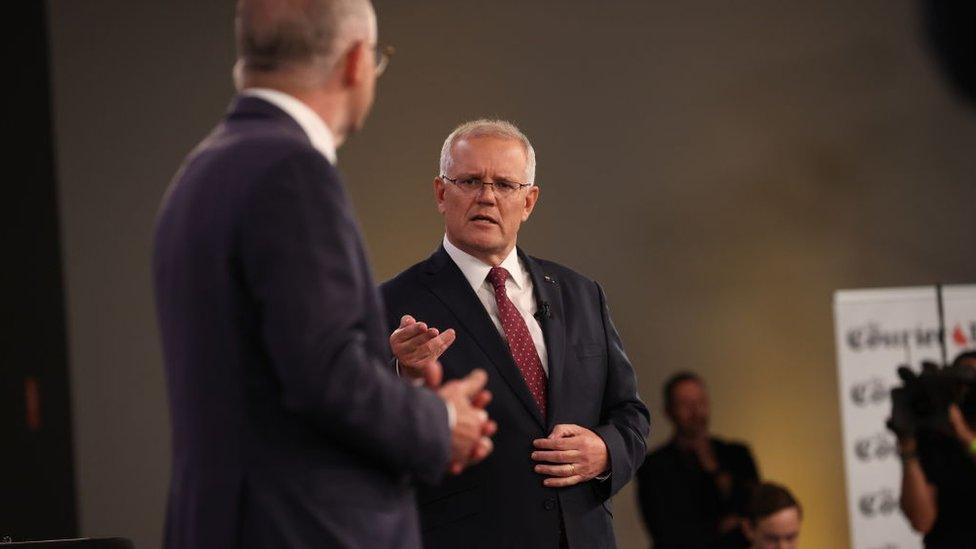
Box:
[834,284,976,549]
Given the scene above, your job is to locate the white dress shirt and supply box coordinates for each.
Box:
[442,235,549,375]
[241,87,338,165]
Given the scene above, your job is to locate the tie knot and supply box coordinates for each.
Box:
[487,266,509,290]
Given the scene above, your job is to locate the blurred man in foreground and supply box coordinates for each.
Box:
[153,2,494,547]
[637,372,760,548]
[742,482,802,549]
[381,119,649,548]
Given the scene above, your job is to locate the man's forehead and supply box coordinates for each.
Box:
[759,507,801,530]
[452,136,526,165]
[674,379,706,396]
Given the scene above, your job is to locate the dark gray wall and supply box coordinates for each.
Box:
[49,1,976,547]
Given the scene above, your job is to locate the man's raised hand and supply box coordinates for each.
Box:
[390,314,456,388]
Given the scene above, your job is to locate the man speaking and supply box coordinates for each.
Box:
[382,120,650,548]
[153,2,494,548]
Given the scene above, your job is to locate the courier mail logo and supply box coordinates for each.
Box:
[853,432,896,462]
[844,320,976,352]
[845,322,941,352]
[850,377,888,407]
[858,488,898,518]
[952,322,976,347]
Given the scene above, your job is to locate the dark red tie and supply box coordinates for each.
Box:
[487,267,547,419]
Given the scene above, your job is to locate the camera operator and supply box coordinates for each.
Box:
[893,351,976,547]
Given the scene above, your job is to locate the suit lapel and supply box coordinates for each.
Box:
[421,247,546,430]
[520,251,566,432]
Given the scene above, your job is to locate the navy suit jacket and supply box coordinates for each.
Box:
[153,96,451,549]
[381,246,650,549]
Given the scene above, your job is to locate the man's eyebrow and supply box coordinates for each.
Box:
[451,172,522,184]
[490,174,525,184]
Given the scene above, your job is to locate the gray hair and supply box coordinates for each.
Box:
[439,119,537,186]
[234,0,374,87]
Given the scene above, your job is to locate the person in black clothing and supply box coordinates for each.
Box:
[896,351,976,548]
[637,372,760,548]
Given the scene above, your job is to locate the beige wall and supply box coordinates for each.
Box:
[50,0,976,547]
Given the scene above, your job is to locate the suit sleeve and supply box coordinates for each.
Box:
[239,150,450,484]
[591,281,651,498]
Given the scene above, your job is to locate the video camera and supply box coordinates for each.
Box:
[887,354,976,439]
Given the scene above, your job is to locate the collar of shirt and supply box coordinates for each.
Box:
[241,87,338,165]
[442,234,527,292]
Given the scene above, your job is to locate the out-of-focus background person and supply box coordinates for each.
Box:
[637,372,759,548]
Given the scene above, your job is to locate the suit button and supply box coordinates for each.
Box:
[544,498,556,510]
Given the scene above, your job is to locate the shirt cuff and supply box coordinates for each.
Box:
[395,359,425,387]
[595,470,612,482]
[445,401,456,429]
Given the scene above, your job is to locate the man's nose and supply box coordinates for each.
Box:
[476,183,498,203]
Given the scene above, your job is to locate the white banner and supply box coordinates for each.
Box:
[833,284,976,549]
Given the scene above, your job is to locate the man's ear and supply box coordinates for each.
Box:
[520,185,540,221]
[341,41,367,87]
[434,177,447,214]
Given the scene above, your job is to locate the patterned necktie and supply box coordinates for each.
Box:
[487,266,547,419]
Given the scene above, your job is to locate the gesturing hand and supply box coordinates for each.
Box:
[390,315,456,388]
[690,436,719,473]
[438,369,497,475]
[531,424,609,487]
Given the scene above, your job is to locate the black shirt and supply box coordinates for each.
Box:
[636,437,759,549]
[917,430,976,548]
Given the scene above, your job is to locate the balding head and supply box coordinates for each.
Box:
[234,0,375,89]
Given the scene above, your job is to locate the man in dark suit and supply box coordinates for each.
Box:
[637,372,760,549]
[153,2,495,548]
[381,119,650,548]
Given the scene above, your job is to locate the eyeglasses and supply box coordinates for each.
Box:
[440,175,532,197]
[374,44,395,77]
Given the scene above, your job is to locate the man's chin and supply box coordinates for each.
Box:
[679,427,708,440]
[451,234,507,257]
